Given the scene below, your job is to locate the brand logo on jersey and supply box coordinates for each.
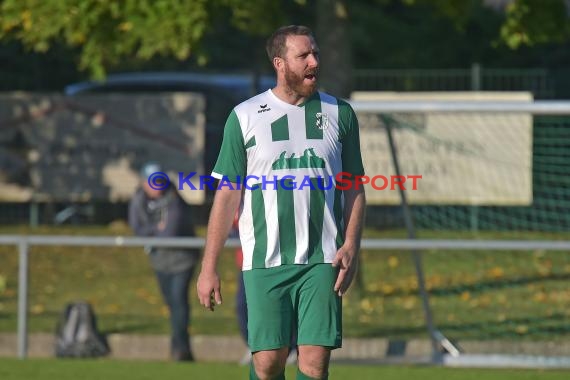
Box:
[272,148,325,170]
[315,112,328,130]
[258,104,271,113]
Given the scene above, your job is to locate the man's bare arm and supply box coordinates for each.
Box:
[332,186,366,296]
[197,186,242,311]
[343,186,366,251]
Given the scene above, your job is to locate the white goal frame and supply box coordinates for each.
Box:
[348,98,570,368]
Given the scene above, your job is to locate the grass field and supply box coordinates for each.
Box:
[0,225,569,342]
[1,358,569,380]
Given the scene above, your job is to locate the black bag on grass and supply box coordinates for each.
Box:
[55,301,110,358]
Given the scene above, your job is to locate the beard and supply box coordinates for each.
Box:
[284,63,318,98]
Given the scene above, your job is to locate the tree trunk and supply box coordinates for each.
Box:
[316,0,353,98]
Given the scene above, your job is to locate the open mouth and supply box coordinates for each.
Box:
[304,73,317,82]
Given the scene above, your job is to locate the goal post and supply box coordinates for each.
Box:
[348,93,570,367]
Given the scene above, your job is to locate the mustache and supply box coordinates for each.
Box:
[305,69,318,76]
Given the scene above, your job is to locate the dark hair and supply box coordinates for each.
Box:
[266,25,314,62]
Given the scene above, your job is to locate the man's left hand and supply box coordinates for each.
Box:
[332,243,359,296]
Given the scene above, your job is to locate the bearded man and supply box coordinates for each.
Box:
[197,25,366,380]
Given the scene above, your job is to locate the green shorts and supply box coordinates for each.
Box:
[243,263,342,352]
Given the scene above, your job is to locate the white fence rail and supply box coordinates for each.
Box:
[349,100,570,114]
[2,235,570,360]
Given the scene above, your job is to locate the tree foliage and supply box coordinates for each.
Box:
[0,0,212,79]
[220,0,293,37]
[499,0,570,49]
[0,0,569,83]
[404,0,570,49]
[0,0,315,79]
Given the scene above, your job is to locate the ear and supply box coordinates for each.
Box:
[273,56,283,72]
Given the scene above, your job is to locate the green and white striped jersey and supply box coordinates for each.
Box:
[212,89,364,270]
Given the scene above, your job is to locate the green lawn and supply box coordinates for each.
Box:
[0,358,569,380]
[0,225,569,342]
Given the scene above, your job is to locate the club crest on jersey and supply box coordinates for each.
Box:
[315,112,329,130]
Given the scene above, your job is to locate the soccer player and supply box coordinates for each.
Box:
[197,25,366,380]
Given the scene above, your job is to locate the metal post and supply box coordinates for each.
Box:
[29,201,39,228]
[470,205,479,233]
[471,63,481,91]
[382,115,442,363]
[17,239,29,359]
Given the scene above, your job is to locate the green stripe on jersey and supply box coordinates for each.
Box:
[251,186,268,268]
[338,99,365,176]
[308,177,325,263]
[278,178,296,264]
[271,115,289,141]
[212,109,247,182]
[245,136,256,149]
[304,93,323,140]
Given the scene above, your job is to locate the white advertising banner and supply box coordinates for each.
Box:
[352,92,533,205]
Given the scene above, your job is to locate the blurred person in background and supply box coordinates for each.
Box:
[129,161,200,362]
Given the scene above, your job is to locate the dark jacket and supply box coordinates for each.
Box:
[128,187,199,273]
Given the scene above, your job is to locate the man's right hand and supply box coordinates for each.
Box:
[197,270,222,311]
[196,186,241,312]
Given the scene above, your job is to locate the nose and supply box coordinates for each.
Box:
[307,53,319,68]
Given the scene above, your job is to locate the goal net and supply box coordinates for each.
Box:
[345,92,570,367]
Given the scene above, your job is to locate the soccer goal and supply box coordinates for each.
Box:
[347,92,570,368]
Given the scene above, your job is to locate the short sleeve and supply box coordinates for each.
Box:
[212,110,247,183]
[338,100,365,176]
